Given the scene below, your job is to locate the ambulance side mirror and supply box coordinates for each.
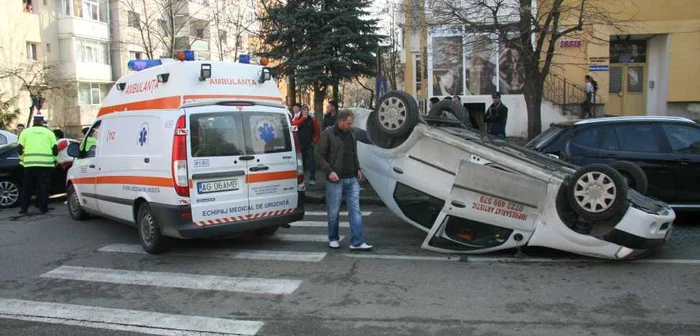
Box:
[67,142,80,158]
[259,68,272,83]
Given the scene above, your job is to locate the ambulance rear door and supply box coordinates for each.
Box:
[240,107,298,219]
[185,106,251,226]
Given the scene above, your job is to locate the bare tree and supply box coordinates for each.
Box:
[212,0,256,61]
[414,0,632,138]
[0,92,21,130]
[119,0,214,59]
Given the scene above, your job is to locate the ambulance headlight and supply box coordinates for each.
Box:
[199,63,211,81]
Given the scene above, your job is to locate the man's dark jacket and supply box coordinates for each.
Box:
[484,103,508,135]
[317,126,360,177]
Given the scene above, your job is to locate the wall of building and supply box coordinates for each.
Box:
[646,34,670,116]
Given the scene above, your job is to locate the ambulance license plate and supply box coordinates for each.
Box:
[197,179,239,194]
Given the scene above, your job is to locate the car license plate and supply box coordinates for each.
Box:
[197,179,238,194]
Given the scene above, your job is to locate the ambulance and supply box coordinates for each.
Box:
[65,54,305,253]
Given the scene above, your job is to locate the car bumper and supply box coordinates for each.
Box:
[604,206,674,259]
[153,192,306,239]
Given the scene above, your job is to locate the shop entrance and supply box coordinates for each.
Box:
[607,38,648,116]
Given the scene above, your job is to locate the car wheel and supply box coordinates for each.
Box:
[567,164,628,222]
[0,179,21,208]
[137,203,172,254]
[255,226,279,236]
[67,184,89,220]
[610,161,648,195]
[427,100,469,124]
[373,91,420,137]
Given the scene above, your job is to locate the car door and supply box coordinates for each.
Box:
[186,107,251,226]
[659,123,700,205]
[564,125,602,165]
[422,159,546,253]
[596,123,675,201]
[72,120,102,212]
[241,108,298,218]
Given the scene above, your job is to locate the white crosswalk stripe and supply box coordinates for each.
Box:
[0,298,263,336]
[305,211,372,216]
[292,221,349,228]
[99,244,327,262]
[267,234,343,243]
[41,266,302,295]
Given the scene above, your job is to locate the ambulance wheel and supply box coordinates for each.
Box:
[567,164,628,222]
[67,184,89,220]
[255,226,279,236]
[373,91,419,137]
[137,203,171,254]
[428,100,468,124]
[0,179,21,208]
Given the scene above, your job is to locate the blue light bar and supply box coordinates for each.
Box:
[239,54,250,64]
[184,50,195,61]
[128,59,163,71]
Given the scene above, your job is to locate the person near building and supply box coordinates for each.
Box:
[322,100,339,130]
[582,75,598,118]
[429,97,440,108]
[484,92,508,138]
[15,124,25,136]
[17,115,58,215]
[292,104,320,186]
[290,103,301,120]
[53,129,64,140]
[318,109,372,251]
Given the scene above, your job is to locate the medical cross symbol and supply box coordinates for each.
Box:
[139,127,148,146]
[259,123,275,143]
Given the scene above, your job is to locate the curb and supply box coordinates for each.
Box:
[304,191,386,206]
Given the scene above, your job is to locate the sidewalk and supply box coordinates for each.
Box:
[303,171,385,206]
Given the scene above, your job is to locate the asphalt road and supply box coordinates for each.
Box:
[0,200,699,336]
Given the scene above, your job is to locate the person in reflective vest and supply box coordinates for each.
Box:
[17,115,58,215]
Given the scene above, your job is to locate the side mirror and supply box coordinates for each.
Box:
[67,142,80,158]
[258,68,272,83]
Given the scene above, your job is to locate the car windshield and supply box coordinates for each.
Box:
[525,125,566,149]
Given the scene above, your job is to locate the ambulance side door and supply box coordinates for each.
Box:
[242,109,298,218]
[73,120,102,212]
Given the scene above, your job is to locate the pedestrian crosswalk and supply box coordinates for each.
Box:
[0,209,374,335]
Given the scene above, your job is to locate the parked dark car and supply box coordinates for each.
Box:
[527,117,700,209]
[0,143,69,208]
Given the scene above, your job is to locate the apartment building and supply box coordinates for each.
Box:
[0,0,251,135]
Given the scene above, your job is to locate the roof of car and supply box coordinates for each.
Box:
[553,116,696,127]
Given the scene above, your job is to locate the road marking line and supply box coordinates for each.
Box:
[41,266,302,295]
[99,244,327,262]
[0,298,263,336]
[341,254,700,265]
[292,221,348,228]
[305,211,372,216]
[267,234,343,243]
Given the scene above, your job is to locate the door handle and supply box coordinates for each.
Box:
[392,167,404,174]
[451,200,467,208]
[89,164,95,168]
[144,158,150,163]
[249,165,269,172]
[239,155,255,161]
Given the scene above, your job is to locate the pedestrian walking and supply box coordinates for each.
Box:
[582,75,598,118]
[17,115,57,215]
[318,109,372,251]
[322,100,339,130]
[292,104,320,186]
[484,92,508,138]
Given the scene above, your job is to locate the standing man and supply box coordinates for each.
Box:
[484,92,508,138]
[429,97,440,108]
[290,103,301,120]
[292,104,320,186]
[322,100,339,130]
[18,115,57,215]
[318,110,372,251]
[582,75,597,118]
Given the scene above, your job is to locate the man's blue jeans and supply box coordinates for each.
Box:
[326,177,364,247]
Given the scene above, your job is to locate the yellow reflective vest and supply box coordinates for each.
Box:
[18,126,57,168]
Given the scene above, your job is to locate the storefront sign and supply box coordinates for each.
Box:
[589,65,610,72]
[589,56,609,63]
[560,39,583,48]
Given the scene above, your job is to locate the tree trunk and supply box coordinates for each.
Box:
[286,73,296,107]
[332,82,339,104]
[523,79,543,140]
[313,84,327,121]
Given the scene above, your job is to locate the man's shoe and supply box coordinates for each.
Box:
[329,241,340,249]
[19,210,28,215]
[349,243,373,251]
[309,179,316,186]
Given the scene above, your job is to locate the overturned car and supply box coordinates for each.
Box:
[352,91,674,260]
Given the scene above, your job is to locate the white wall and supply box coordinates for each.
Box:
[646,34,670,116]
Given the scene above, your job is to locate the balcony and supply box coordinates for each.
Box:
[174,37,210,52]
[175,0,210,20]
[61,62,112,81]
[24,12,41,42]
[58,17,110,40]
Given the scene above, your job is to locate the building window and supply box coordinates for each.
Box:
[78,82,111,105]
[75,38,110,64]
[219,30,227,44]
[158,19,168,34]
[129,51,143,60]
[26,42,38,60]
[23,0,33,13]
[128,11,140,28]
[69,0,108,22]
[46,43,51,53]
[610,39,647,63]
[195,28,205,39]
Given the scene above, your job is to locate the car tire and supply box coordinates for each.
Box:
[137,203,172,254]
[67,184,89,220]
[427,100,469,124]
[255,226,279,236]
[373,91,420,137]
[567,164,628,222]
[610,161,648,195]
[0,179,21,208]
